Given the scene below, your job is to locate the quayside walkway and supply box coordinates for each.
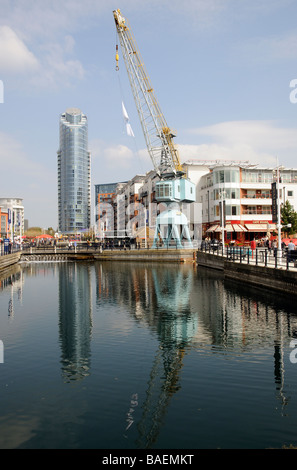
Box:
[199,244,297,272]
[1,244,296,296]
[18,246,196,263]
[197,245,297,297]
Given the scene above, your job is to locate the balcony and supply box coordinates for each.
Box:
[242,208,272,215]
[241,198,272,206]
[241,194,271,199]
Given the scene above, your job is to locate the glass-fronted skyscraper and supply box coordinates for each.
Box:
[57,108,91,233]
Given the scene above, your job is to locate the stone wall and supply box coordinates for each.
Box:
[0,253,21,272]
[93,249,196,263]
[197,251,297,296]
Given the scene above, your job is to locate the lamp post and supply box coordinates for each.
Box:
[276,164,284,264]
[220,191,226,256]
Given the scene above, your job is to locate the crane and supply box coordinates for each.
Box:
[113,9,195,248]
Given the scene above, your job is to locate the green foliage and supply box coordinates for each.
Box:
[24,226,43,237]
[281,200,297,234]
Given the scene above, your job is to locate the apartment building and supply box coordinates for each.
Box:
[0,198,24,239]
[57,108,91,234]
[0,207,8,239]
[198,162,297,243]
[94,161,297,244]
[94,182,126,238]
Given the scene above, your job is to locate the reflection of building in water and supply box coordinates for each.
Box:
[94,261,297,442]
[0,264,24,318]
[191,269,297,351]
[58,263,93,382]
[196,269,297,416]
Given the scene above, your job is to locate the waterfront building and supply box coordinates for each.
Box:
[115,175,146,238]
[0,208,8,239]
[57,108,91,234]
[94,160,297,244]
[198,162,297,243]
[95,182,125,239]
[0,197,24,239]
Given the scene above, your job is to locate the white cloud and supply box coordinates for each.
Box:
[0,131,57,227]
[89,139,152,185]
[0,1,108,41]
[32,38,85,88]
[104,145,134,169]
[0,25,39,73]
[232,31,297,65]
[0,131,55,184]
[182,121,297,167]
[0,26,85,88]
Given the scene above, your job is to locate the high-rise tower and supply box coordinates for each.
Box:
[57,108,91,233]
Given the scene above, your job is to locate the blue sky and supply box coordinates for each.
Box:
[0,0,297,229]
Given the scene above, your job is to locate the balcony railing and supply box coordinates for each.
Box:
[241,194,271,199]
[242,209,272,215]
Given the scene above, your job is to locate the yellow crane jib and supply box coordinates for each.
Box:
[113,9,127,30]
[113,8,184,178]
[113,8,196,249]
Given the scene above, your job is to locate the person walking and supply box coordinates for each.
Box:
[251,239,256,258]
[287,240,295,262]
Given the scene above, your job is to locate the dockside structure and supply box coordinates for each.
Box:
[94,160,297,244]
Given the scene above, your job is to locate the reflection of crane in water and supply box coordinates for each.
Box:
[274,312,290,416]
[135,267,197,449]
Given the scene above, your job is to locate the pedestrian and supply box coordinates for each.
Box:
[251,239,256,258]
[265,238,271,253]
[287,240,295,262]
[271,239,277,258]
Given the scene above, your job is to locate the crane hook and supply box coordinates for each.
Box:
[115,44,119,71]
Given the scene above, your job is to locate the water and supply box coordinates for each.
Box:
[0,260,297,449]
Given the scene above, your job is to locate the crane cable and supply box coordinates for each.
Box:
[115,41,146,176]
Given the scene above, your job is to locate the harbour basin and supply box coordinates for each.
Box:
[0,260,297,449]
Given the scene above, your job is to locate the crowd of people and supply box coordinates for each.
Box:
[200,235,297,261]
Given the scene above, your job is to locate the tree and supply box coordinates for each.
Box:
[281,200,297,234]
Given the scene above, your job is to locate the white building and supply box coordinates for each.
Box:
[198,162,297,243]
[0,197,24,239]
[100,160,297,245]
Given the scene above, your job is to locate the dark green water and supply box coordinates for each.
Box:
[0,260,297,449]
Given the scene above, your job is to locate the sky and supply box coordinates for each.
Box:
[0,0,297,230]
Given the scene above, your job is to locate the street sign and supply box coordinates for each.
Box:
[271,182,278,224]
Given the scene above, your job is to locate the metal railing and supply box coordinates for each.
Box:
[0,244,22,256]
[1,239,198,255]
[199,243,297,271]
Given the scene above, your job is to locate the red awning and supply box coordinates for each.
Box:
[245,224,269,232]
[34,234,53,239]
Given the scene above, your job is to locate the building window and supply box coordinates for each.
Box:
[225,205,240,216]
[213,168,239,184]
[156,183,173,198]
[288,190,293,197]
